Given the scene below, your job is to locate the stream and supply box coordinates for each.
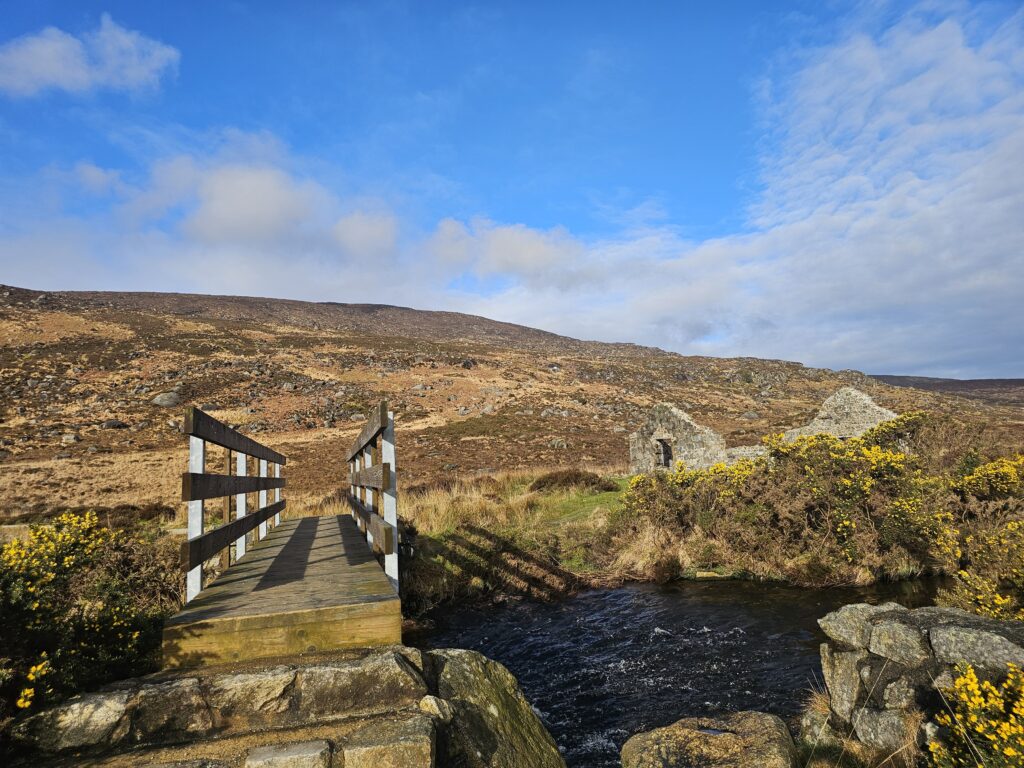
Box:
[410,578,941,767]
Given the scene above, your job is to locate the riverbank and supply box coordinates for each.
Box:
[390,412,1022,619]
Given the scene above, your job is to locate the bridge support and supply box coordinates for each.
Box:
[382,409,399,590]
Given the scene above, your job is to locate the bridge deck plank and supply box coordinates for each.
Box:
[162,514,400,668]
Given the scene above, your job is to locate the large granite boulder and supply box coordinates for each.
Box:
[620,711,796,768]
[10,646,563,768]
[428,648,566,768]
[12,649,428,753]
[808,603,1024,757]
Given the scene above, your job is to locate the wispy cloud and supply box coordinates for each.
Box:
[0,4,1021,377]
[0,14,179,97]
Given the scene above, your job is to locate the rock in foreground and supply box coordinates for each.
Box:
[620,710,796,768]
[10,646,565,768]
[810,603,1024,757]
[430,648,565,768]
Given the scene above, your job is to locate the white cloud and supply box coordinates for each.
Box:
[74,161,124,195]
[0,4,1022,377]
[183,165,332,247]
[333,211,398,259]
[0,14,178,97]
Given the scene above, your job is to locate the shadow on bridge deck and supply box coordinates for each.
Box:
[162,514,400,669]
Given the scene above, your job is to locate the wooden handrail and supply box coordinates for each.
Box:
[346,492,394,555]
[181,407,287,603]
[182,472,286,501]
[350,463,390,491]
[345,402,388,461]
[346,400,399,590]
[185,406,287,464]
[182,500,286,570]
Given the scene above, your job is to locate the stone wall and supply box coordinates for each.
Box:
[808,602,1024,756]
[628,388,896,474]
[628,403,727,473]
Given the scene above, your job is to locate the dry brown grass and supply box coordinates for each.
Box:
[0,449,183,523]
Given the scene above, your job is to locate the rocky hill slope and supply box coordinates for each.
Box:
[2,284,1021,522]
[872,374,1024,408]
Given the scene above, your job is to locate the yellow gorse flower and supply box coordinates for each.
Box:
[930,663,1024,767]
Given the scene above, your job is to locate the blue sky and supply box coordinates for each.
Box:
[1,1,1022,377]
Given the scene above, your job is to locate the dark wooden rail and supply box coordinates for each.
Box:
[180,406,287,602]
[345,400,399,589]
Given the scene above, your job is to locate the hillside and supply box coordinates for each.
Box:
[872,374,1024,408]
[2,283,1022,523]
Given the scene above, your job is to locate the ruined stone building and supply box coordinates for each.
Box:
[628,387,897,474]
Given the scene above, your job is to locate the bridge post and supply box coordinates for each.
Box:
[381,409,399,591]
[236,451,247,559]
[258,458,268,540]
[186,435,205,603]
[362,441,375,550]
[274,463,282,525]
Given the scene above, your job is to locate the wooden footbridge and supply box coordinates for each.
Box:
[162,402,402,668]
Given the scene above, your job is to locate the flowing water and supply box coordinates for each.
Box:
[411,578,940,768]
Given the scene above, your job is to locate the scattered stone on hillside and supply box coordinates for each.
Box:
[461,359,476,369]
[784,387,896,440]
[60,433,79,444]
[101,419,130,430]
[244,740,332,768]
[620,710,796,768]
[429,648,566,768]
[151,392,183,408]
[342,714,435,768]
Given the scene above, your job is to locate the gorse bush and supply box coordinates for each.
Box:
[607,413,968,586]
[940,519,1024,621]
[929,663,1024,767]
[0,512,180,723]
[951,455,1024,501]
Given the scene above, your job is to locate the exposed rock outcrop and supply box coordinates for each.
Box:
[783,387,896,440]
[429,648,565,768]
[620,710,796,768]
[10,647,566,768]
[807,603,1024,757]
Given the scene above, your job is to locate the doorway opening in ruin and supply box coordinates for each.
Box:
[656,439,673,468]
